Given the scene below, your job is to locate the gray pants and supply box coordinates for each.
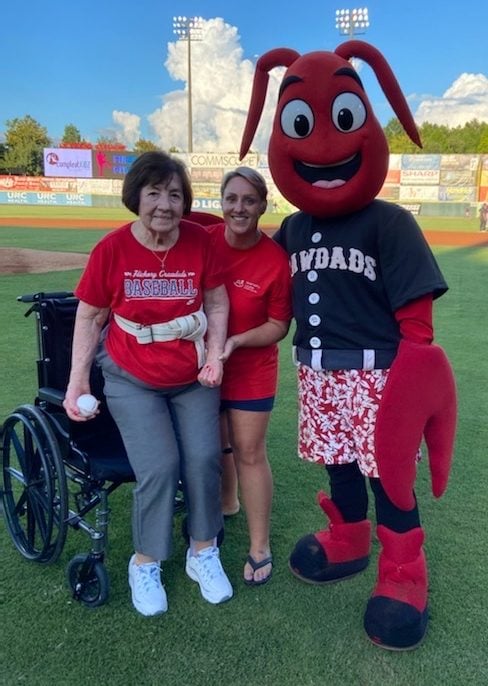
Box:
[98,348,223,561]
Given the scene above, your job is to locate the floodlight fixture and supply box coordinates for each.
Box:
[335,7,370,37]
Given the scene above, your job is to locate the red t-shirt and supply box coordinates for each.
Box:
[206,224,292,400]
[75,221,223,387]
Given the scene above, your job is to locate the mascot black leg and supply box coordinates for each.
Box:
[364,478,428,650]
[289,462,371,583]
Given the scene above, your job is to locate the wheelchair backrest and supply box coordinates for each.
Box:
[20,291,107,402]
[20,292,132,480]
[33,294,79,393]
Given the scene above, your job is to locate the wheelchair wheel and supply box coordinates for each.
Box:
[67,553,109,608]
[1,404,68,563]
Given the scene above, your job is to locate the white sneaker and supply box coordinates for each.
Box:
[128,554,168,616]
[185,546,233,604]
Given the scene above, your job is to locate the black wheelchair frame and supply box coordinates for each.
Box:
[0,291,181,608]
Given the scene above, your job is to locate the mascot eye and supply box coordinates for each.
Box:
[332,93,366,132]
[280,100,314,138]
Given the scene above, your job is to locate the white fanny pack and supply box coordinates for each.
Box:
[113,310,207,367]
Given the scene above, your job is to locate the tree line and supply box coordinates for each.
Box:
[1,115,487,176]
[0,117,161,176]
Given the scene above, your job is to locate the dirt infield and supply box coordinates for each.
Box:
[1,217,487,275]
[0,248,88,274]
[0,217,121,230]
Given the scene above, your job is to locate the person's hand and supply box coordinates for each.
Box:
[198,359,224,387]
[218,337,238,364]
[63,385,100,422]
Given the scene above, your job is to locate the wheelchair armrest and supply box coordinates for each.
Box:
[38,387,65,406]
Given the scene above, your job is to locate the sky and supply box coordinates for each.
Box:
[2,0,488,153]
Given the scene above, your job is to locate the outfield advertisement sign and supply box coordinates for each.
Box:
[439,186,476,202]
[190,168,222,183]
[441,154,479,171]
[440,169,477,186]
[399,185,439,201]
[16,151,488,211]
[0,175,79,192]
[384,169,401,184]
[0,191,92,206]
[0,175,124,196]
[91,151,138,178]
[44,149,92,177]
[43,149,138,179]
[400,169,440,185]
[192,197,223,211]
[176,152,260,169]
[479,155,488,201]
[402,154,441,170]
[377,185,400,201]
[76,178,123,195]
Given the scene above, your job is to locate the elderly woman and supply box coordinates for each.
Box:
[63,151,232,616]
[207,167,292,585]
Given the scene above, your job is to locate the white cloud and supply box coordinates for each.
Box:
[112,110,141,147]
[111,20,488,153]
[147,17,282,153]
[414,73,488,127]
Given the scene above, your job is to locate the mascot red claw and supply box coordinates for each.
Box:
[240,40,457,650]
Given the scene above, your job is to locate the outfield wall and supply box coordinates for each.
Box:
[1,152,487,216]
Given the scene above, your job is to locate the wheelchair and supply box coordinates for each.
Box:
[0,291,185,608]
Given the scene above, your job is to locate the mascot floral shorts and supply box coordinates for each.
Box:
[297,365,390,478]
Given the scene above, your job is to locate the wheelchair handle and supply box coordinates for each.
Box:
[17,291,75,303]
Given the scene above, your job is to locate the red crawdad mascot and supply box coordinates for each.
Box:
[239,41,457,650]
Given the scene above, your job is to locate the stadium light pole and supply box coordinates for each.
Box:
[172,16,204,153]
[335,7,370,38]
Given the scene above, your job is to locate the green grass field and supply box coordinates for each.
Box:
[0,203,482,233]
[0,204,133,223]
[0,227,487,685]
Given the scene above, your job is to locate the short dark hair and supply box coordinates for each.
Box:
[122,151,193,215]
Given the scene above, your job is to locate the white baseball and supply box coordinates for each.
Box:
[76,394,98,417]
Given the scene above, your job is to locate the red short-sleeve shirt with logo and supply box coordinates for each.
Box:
[207,223,292,400]
[75,221,223,387]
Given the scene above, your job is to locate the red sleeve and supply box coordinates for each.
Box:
[267,249,293,322]
[394,294,433,343]
[75,236,114,308]
[200,226,224,291]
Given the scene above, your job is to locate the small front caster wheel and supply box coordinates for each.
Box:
[67,553,109,608]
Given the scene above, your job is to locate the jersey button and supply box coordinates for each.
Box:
[309,314,321,326]
[311,232,322,243]
[309,292,320,304]
[310,337,321,348]
[307,270,318,282]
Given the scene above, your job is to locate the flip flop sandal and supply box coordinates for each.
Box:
[244,554,273,586]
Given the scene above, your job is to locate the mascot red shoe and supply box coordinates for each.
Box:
[240,41,457,650]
